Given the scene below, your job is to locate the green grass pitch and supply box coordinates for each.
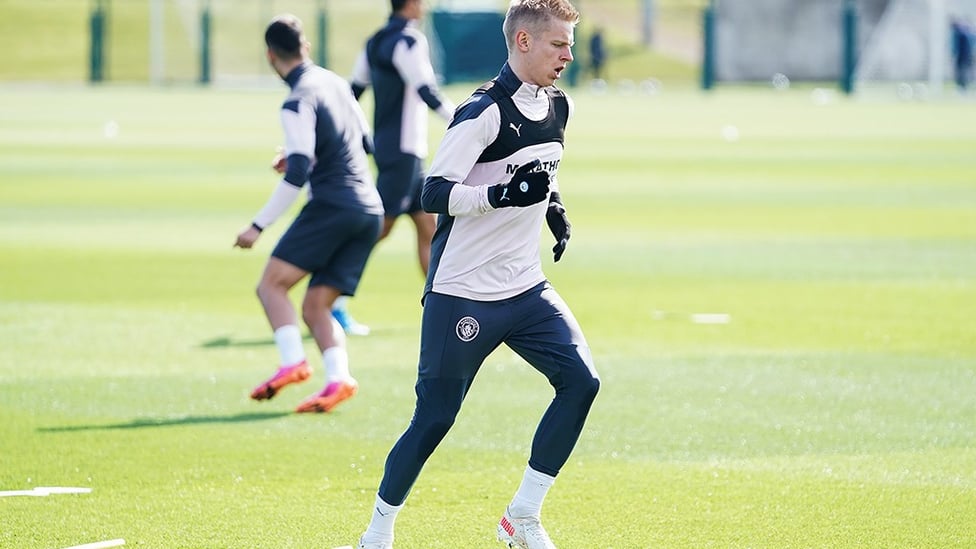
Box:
[1,84,975,548]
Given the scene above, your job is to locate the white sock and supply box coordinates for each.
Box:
[322,346,350,383]
[333,295,348,311]
[363,494,403,542]
[331,316,347,348]
[508,465,555,519]
[272,325,305,366]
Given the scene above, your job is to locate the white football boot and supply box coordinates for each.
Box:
[496,507,557,549]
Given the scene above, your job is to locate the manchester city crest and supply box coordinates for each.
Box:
[455,316,480,342]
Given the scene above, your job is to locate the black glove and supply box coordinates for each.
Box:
[488,159,550,208]
[546,192,571,262]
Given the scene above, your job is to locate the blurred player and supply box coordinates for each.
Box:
[951,17,974,93]
[588,27,606,80]
[351,0,455,277]
[235,14,383,413]
[357,1,599,547]
[270,146,371,336]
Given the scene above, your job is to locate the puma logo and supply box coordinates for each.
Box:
[509,122,522,137]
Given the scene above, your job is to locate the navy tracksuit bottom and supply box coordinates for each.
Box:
[378,281,600,505]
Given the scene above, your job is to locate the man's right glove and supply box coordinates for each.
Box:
[488,159,550,208]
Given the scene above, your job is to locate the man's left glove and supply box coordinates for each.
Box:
[545,192,571,262]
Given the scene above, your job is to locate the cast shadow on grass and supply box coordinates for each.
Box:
[200,335,286,348]
[200,330,392,348]
[199,333,348,348]
[37,411,291,432]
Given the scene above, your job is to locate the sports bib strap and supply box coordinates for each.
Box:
[478,82,567,164]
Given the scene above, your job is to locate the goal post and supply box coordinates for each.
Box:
[699,0,974,99]
[89,0,108,82]
[89,0,330,86]
[700,0,858,92]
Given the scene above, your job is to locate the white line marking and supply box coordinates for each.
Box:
[62,539,125,549]
[37,487,93,495]
[690,313,731,324]
[0,487,92,497]
[0,490,43,497]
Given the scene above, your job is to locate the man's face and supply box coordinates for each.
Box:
[523,19,575,87]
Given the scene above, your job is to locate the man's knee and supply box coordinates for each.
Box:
[558,356,600,404]
[255,278,283,303]
[413,377,468,439]
[410,399,461,458]
[573,371,600,405]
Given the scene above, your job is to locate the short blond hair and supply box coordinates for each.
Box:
[502,0,580,52]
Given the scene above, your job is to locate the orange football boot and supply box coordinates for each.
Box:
[250,361,312,401]
[295,378,359,413]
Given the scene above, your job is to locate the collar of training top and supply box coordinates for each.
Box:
[283,62,311,89]
[495,62,544,98]
[387,14,410,30]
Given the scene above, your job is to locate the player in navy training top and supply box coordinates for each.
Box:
[235,14,383,414]
[357,2,598,548]
[351,0,455,277]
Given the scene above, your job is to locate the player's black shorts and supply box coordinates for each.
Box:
[375,152,424,217]
[271,201,382,296]
[417,281,595,381]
